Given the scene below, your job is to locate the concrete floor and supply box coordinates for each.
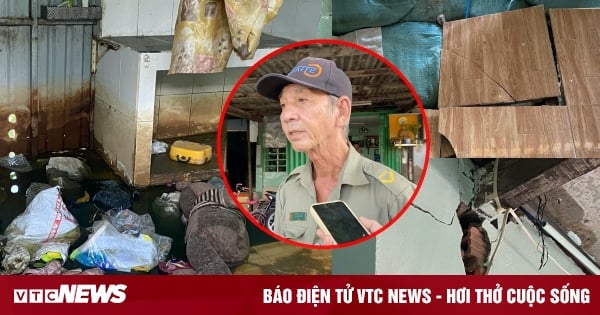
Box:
[233,241,331,275]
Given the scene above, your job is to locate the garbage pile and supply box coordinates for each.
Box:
[0,154,249,275]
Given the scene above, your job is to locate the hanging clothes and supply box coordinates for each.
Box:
[169,0,282,74]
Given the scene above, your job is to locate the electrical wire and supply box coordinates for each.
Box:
[507,208,571,275]
[536,194,549,269]
[484,208,510,275]
[485,159,509,274]
[485,159,565,274]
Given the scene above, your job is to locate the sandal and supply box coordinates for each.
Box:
[158,258,194,274]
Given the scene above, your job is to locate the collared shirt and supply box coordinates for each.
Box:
[274,145,416,244]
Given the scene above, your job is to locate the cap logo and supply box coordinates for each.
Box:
[289,63,323,78]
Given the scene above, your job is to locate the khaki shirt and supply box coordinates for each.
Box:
[274,145,416,244]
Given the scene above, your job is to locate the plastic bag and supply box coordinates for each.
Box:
[152,140,169,154]
[92,181,132,211]
[46,156,90,182]
[103,209,155,236]
[0,153,32,172]
[148,232,173,263]
[4,186,80,248]
[33,241,70,265]
[70,220,159,272]
[25,182,53,207]
[150,193,184,239]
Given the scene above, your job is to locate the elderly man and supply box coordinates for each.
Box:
[256,56,415,245]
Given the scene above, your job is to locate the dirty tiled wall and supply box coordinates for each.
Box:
[153,68,246,139]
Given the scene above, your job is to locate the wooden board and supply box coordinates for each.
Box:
[425,109,456,158]
[425,110,441,158]
[550,9,600,157]
[550,9,600,107]
[568,105,600,157]
[497,159,600,208]
[438,6,559,107]
[439,106,576,158]
[232,241,331,275]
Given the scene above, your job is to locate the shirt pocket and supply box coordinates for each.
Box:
[281,223,308,240]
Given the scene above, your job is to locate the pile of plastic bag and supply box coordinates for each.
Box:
[2,186,80,274]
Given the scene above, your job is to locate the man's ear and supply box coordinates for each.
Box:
[336,96,352,125]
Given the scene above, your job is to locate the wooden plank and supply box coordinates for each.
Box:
[424,110,441,158]
[440,136,455,158]
[550,9,600,107]
[497,159,600,208]
[438,6,559,107]
[439,106,576,158]
[568,105,600,157]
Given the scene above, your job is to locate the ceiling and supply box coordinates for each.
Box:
[226,43,417,121]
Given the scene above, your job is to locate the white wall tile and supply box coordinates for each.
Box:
[138,0,177,36]
[224,67,248,92]
[190,93,223,134]
[193,72,226,93]
[113,111,136,182]
[118,48,140,119]
[101,0,139,37]
[95,49,121,106]
[160,72,194,95]
[171,0,180,34]
[264,0,322,41]
[93,98,110,145]
[137,53,160,121]
[157,94,191,138]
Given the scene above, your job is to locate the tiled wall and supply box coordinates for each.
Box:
[153,68,247,139]
[101,0,179,37]
[100,0,324,39]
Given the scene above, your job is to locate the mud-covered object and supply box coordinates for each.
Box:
[2,244,30,275]
[22,260,104,275]
[185,189,249,274]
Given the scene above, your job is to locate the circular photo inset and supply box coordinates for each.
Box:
[217,39,430,249]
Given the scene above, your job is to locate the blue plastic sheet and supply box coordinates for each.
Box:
[333,0,415,35]
[400,0,529,22]
[382,22,442,109]
[526,0,600,9]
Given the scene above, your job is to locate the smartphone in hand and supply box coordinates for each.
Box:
[310,200,370,245]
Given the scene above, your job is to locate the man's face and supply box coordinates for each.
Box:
[279,84,337,152]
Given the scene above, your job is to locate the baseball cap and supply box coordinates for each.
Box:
[256,57,353,102]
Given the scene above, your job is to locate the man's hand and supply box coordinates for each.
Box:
[358,216,382,232]
[315,216,383,246]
